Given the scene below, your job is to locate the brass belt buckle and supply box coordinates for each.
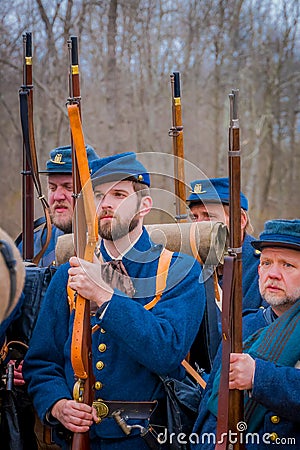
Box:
[93,399,109,423]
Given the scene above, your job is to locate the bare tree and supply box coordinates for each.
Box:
[0,0,299,236]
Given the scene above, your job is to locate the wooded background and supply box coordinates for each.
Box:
[0,0,299,239]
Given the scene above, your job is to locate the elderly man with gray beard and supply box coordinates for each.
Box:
[192,218,300,450]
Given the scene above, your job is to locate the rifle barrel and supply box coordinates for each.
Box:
[228,90,244,448]
[22,32,34,261]
[169,72,187,222]
[216,90,244,450]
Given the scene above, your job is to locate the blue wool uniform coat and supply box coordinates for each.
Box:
[23,228,205,445]
[191,306,300,449]
[18,225,64,267]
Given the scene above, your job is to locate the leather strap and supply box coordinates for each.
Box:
[181,359,206,389]
[144,248,173,310]
[68,103,98,380]
[215,255,235,450]
[144,245,207,390]
[0,339,29,363]
[189,222,204,264]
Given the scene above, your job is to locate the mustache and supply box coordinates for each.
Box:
[99,209,116,219]
[265,282,282,289]
[51,201,71,210]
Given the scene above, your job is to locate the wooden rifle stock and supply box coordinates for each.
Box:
[21,32,34,261]
[67,36,96,450]
[215,90,244,450]
[169,72,187,222]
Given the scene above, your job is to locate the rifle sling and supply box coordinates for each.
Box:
[67,103,98,381]
[215,255,235,450]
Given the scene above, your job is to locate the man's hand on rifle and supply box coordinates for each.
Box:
[68,255,113,307]
[8,359,26,386]
[229,353,256,390]
[51,399,99,432]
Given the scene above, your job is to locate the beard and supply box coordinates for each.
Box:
[260,280,300,309]
[50,202,73,234]
[98,210,140,241]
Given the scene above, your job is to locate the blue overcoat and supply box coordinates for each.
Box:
[23,227,205,445]
[191,306,300,449]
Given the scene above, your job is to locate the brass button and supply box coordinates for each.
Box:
[98,343,107,352]
[96,361,104,370]
[94,381,103,390]
[270,415,280,424]
[100,328,106,334]
[269,432,278,442]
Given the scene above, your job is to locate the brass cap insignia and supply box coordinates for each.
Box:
[191,183,206,194]
[51,153,66,165]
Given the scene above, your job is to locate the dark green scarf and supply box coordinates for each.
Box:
[208,299,300,432]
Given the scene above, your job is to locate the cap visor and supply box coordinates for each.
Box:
[251,240,300,252]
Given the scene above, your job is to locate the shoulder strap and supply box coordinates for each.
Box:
[144,248,173,310]
[144,247,207,389]
[68,247,173,315]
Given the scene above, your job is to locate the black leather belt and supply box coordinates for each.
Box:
[92,400,157,422]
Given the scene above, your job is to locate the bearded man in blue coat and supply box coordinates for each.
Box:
[191,218,300,450]
[23,152,206,449]
[18,144,99,267]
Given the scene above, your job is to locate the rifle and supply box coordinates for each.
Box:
[19,32,51,264]
[67,35,97,450]
[215,90,244,450]
[20,32,34,261]
[169,72,187,222]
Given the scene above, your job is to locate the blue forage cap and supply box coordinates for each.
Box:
[187,177,248,211]
[40,144,99,174]
[90,152,150,187]
[251,219,300,251]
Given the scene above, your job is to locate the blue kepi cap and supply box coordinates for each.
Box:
[251,219,300,251]
[40,144,99,174]
[90,152,150,187]
[187,177,248,211]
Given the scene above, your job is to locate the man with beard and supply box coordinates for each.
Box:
[12,145,99,449]
[191,219,300,450]
[23,152,206,449]
[18,145,99,266]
